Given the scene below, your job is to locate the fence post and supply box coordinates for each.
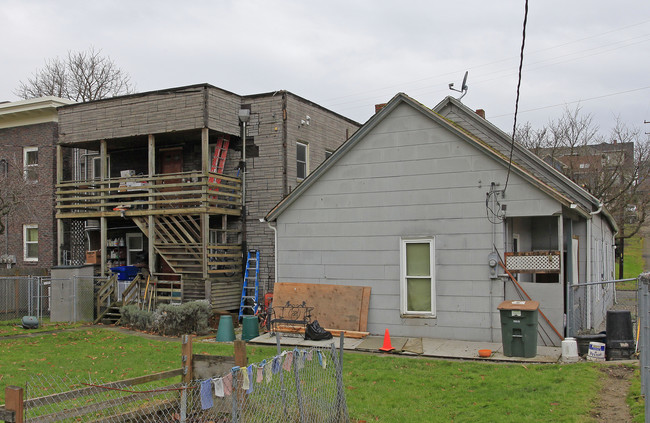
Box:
[292,349,306,423]
[332,342,348,422]
[182,335,193,384]
[230,367,239,423]
[5,386,24,423]
[638,273,650,423]
[275,334,288,417]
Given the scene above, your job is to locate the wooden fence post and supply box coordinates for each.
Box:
[234,340,247,368]
[182,334,193,384]
[5,385,24,423]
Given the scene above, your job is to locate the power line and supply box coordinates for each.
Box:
[503,0,529,195]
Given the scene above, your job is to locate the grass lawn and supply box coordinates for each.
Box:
[617,233,645,290]
[0,318,84,337]
[0,327,627,422]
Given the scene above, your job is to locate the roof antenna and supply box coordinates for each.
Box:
[448,71,469,101]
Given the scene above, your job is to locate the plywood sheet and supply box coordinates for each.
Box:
[273,282,371,332]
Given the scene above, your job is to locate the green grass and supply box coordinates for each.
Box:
[0,327,615,421]
[617,234,646,290]
[628,367,644,422]
[0,318,84,337]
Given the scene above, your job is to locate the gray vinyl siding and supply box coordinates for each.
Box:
[275,102,563,341]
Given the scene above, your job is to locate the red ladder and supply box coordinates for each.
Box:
[209,136,229,192]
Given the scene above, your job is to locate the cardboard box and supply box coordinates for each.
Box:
[86,250,99,265]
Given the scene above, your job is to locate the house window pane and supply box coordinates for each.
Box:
[401,238,435,316]
[23,147,38,182]
[24,225,38,261]
[297,142,308,179]
[407,278,432,312]
[406,243,430,276]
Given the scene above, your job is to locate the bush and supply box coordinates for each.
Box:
[153,301,212,336]
[120,305,153,331]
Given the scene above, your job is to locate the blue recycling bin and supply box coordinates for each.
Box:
[110,265,139,281]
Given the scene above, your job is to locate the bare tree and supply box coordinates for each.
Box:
[517,107,650,277]
[15,47,134,102]
[0,156,37,235]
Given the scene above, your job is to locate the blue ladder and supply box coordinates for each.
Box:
[238,250,260,321]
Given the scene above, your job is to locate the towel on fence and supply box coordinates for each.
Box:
[265,361,273,383]
[272,356,282,374]
[213,377,224,398]
[283,351,293,372]
[256,365,264,383]
[200,379,213,410]
[223,373,233,396]
[306,350,313,361]
[246,365,254,394]
[241,367,250,391]
[317,350,326,369]
[295,350,304,371]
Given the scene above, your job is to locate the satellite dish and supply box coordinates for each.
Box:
[449,71,469,101]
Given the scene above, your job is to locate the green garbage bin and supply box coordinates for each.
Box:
[498,300,539,358]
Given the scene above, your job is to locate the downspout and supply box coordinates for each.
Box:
[586,202,603,329]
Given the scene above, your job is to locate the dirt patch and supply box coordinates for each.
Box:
[591,365,635,422]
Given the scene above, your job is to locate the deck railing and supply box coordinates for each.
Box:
[504,250,561,273]
[56,171,241,218]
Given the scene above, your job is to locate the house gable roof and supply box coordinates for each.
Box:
[266,93,616,232]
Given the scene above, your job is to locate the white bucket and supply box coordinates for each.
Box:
[587,341,606,361]
[561,337,579,361]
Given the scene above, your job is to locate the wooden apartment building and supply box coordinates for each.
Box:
[55,84,359,309]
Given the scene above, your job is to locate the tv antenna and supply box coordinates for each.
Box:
[449,71,469,100]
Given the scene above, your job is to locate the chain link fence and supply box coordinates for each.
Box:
[23,341,348,422]
[0,276,50,322]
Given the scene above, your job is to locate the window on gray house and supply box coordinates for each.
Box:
[400,238,435,317]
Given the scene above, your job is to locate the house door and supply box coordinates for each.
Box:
[159,147,183,198]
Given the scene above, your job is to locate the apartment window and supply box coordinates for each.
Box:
[24,225,38,262]
[297,142,308,180]
[23,147,38,182]
[400,238,435,317]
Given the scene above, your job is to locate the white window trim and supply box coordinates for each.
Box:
[400,237,436,317]
[297,141,309,180]
[23,224,38,262]
[23,146,38,183]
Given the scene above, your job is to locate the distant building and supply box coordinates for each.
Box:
[0,97,74,272]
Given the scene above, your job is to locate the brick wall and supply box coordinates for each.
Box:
[0,122,58,269]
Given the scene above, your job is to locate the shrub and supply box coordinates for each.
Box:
[119,305,153,331]
[153,301,212,336]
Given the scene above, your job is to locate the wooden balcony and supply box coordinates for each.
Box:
[56,171,242,219]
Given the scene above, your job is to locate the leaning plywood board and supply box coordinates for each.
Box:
[273,282,371,332]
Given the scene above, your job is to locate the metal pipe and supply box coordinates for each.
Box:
[571,277,637,287]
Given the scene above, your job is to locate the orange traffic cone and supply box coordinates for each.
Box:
[378,328,394,352]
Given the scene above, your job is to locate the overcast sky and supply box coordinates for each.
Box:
[2,1,649,137]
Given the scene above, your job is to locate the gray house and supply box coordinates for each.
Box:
[265,94,617,346]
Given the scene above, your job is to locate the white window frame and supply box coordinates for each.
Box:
[23,146,38,183]
[23,224,38,262]
[297,141,309,180]
[400,237,436,317]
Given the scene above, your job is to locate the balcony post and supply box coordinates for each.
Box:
[148,135,156,275]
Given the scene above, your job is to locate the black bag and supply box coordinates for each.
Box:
[305,320,333,340]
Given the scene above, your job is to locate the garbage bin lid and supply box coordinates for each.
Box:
[497,300,540,311]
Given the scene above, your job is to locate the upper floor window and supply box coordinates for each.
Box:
[23,147,38,182]
[297,142,309,180]
[24,224,39,262]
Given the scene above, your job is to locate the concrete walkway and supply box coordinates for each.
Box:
[249,332,562,364]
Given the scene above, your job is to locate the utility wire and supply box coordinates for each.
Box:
[503,0,529,195]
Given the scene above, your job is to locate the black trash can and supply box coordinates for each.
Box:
[498,300,539,358]
[606,310,635,360]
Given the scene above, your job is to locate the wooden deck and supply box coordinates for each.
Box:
[56,171,241,219]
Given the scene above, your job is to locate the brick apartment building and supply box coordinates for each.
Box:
[0,97,74,273]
